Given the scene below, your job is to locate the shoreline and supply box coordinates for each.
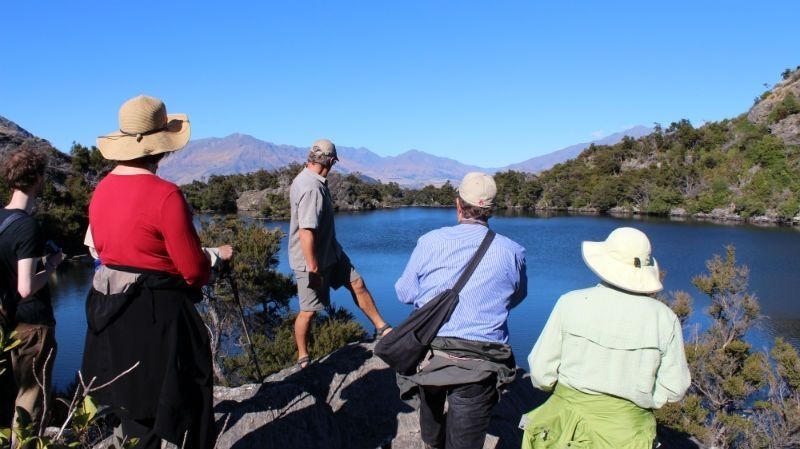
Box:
[233,203,800,229]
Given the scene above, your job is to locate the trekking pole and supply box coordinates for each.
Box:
[219,263,265,381]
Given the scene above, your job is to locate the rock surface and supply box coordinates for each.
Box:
[0,115,72,188]
[748,71,800,125]
[205,342,701,449]
[771,114,800,146]
[236,188,283,212]
[89,341,701,448]
[210,342,518,449]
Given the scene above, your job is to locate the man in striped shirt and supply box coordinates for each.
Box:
[395,172,527,449]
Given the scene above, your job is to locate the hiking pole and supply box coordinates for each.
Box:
[219,262,265,381]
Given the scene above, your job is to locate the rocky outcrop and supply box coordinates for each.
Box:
[748,71,800,125]
[747,69,800,147]
[694,205,743,222]
[236,188,285,212]
[771,114,800,146]
[0,115,72,188]
[210,342,526,449]
[204,342,701,449]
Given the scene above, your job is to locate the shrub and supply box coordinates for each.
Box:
[656,246,800,448]
[223,307,366,384]
[768,93,800,125]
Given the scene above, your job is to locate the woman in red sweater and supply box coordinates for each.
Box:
[83,95,231,449]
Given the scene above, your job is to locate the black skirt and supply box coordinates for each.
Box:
[82,268,215,448]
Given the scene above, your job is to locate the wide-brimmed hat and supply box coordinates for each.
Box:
[458,172,496,208]
[581,227,663,294]
[97,95,191,161]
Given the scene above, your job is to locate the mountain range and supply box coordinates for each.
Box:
[158,126,652,186]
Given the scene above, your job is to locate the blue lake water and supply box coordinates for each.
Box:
[49,208,800,389]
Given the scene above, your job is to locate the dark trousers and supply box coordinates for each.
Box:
[419,377,498,449]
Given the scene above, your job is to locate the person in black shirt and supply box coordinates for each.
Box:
[0,146,63,439]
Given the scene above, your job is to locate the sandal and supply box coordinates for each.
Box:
[296,355,311,369]
[375,323,393,341]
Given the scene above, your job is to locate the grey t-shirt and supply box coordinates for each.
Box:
[288,168,342,271]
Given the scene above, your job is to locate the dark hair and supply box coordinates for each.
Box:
[136,153,167,166]
[2,146,47,190]
[459,196,493,222]
[120,152,167,168]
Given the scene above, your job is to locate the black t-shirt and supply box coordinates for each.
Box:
[0,208,54,326]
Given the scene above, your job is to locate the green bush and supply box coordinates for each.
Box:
[258,193,290,219]
[768,93,800,124]
[656,246,800,448]
[223,307,366,384]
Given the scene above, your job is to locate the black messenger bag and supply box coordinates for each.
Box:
[375,230,496,375]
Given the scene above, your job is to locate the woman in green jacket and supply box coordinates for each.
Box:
[522,227,691,449]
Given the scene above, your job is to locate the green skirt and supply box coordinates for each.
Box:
[521,383,656,449]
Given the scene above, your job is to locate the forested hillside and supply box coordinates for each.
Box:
[523,67,800,223]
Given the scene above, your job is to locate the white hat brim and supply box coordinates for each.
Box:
[581,241,663,294]
[97,113,191,161]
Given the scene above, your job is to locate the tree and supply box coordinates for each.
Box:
[198,217,295,384]
[655,246,800,448]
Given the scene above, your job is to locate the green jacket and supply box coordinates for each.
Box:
[521,383,656,449]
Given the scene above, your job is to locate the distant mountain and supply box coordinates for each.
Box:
[501,126,653,173]
[159,126,653,186]
[158,134,308,184]
[159,136,485,186]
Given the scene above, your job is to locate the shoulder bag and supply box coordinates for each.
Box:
[375,229,496,375]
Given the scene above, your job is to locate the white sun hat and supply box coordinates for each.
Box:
[581,227,663,294]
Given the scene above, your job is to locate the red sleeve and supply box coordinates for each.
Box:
[160,189,211,287]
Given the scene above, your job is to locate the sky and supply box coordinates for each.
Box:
[1,1,798,167]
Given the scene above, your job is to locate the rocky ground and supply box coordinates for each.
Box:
[193,342,699,449]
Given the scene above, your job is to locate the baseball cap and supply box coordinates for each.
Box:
[309,139,338,161]
[458,172,496,208]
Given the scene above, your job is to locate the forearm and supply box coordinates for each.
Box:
[298,228,319,271]
[17,258,54,299]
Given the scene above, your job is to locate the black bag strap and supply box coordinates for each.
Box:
[452,230,496,294]
[0,211,25,236]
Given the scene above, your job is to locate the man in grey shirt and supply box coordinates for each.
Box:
[289,139,391,368]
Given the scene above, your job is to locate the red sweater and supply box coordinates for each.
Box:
[89,174,210,287]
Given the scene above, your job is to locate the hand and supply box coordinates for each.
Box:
[217,245,234,261]
[308,270,323,290]
[46,251,64,272]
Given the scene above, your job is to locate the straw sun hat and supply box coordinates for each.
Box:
[97,95,190,161]
[581,227,663,294]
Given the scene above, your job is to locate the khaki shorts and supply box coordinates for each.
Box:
[294,255,361,312]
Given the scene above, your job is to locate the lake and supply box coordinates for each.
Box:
[49,208,800,389]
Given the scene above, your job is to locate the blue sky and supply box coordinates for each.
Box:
[1,1,797,167]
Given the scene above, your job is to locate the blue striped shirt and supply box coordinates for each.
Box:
[395,223,527,344]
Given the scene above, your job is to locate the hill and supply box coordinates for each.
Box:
[0,117,111,253]
[501,125,652,173]
[0,116,73,188]
[520,67,800,224]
